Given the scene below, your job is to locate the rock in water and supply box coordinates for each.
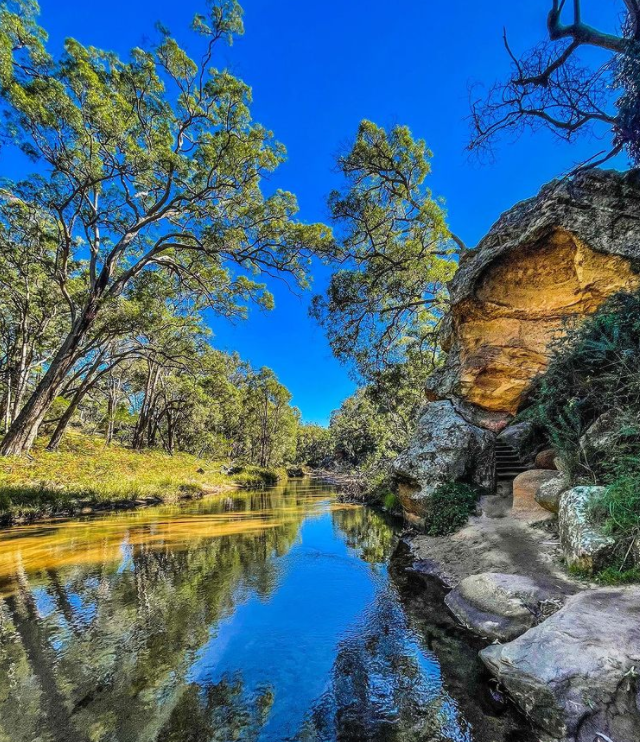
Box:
[480,587,640,742]
[559,486,615,573]
[392,400,494,527]
[444,572,562,641]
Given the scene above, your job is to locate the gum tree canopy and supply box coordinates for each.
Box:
[0,0,332,454]
[311,121,458,381]
[469,0,640,166]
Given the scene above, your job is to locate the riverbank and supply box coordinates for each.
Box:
[0,433,283,526]
[393,490,640,742]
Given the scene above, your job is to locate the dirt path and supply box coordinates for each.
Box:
[406,488,586,597]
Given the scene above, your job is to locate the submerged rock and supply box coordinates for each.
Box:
[392,400,494,526]
[480,587,640,742]
[444,572,562,642]
[558,486,615,573]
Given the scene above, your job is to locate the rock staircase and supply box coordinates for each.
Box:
[495,441,529,482]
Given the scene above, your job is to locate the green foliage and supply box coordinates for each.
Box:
[589,473,640,574]
[424,482,480,536]
[312,120,457,380]
[525,290,640,580]
[382,492,399,513]
[524,290,640,483]
[594,565,640,586]
[329,389,391,467]
[0,0,334,454]
[295,424,331,467]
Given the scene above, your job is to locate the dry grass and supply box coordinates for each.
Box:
[0,433,282,522]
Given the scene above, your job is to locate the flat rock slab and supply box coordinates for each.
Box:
[406,514,581,601]
[480,587,640,742]
[444,572,563,642]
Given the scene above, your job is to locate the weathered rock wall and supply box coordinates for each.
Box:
[428,169,640,421]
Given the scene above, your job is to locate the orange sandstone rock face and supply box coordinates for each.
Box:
[425,171,640,427]
[452,230,639,415]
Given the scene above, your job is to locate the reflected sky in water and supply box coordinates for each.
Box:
[0,479,520,742]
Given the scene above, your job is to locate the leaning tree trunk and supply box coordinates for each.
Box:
[0,311,96,456]
[46,377,93,451]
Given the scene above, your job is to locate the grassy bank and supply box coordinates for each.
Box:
[0,434,283,525]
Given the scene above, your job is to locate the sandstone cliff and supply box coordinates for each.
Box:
[395,169,640,518]
[427,169,640,426]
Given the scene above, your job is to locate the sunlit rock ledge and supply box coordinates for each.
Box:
[428,168,640,422]
[396,170,640,519]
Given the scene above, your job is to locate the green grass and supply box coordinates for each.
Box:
[0,433,283,523]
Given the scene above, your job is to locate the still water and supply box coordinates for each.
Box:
[0,479,531,742]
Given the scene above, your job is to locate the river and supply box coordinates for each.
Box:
[0,478,534,742]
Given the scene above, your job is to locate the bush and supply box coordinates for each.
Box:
[523,290,640,581]
[524,289,640,483]
[383,492,399,512]
[424,482,480,536]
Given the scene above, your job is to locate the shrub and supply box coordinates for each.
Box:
[383,492,399,512]
[424,482,480,536]
[524,289,640,483]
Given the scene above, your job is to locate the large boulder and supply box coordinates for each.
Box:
[480,587,640,742]
[393,400,494,526]
[444,572,563,642]
[512,470,558,523]
[559,486,615,573]
[426,170,640,418]
[535,473,569,513]
[579,410,621,455]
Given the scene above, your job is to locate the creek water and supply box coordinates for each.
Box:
[0,478,533,742]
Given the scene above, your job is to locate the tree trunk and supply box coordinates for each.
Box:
[133,363,162,450]
[0,314,94,455]
[46,380,90,451]
[106,383,116,445]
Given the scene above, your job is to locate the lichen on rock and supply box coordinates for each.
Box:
[558,486,615,573]
[480,587,640,742]
[392,400,494,527]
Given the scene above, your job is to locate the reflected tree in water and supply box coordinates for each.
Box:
[0,488,306,742]
[158,675,274,742]
[297,588,471,742]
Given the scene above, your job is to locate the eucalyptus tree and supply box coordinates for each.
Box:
[0,198,68,432]
[0,0,332,454]
[311,121,458,381]
[241,367,299,467]
[469,0,640,166]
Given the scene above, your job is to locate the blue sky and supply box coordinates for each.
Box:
[6,1,626,424]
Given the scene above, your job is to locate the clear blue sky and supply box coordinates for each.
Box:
[7,1,625,424]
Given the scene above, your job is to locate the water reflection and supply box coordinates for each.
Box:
[0,479,529,742]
